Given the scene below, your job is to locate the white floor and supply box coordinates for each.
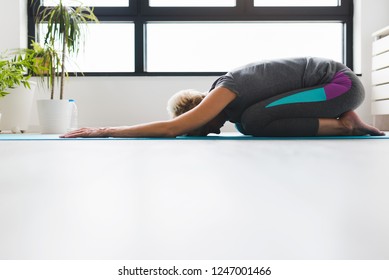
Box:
[0,137,389,260]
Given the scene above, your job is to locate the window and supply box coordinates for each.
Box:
[42,0,129,7]
[149,0,236,7]
[28,0,354,75]
[254,0,339,7]
[146,22,343,72]
[36,23,135,72]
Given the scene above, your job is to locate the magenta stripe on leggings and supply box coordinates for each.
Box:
[324,71,352,100]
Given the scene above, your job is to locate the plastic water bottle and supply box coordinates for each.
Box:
[68,99,78,131]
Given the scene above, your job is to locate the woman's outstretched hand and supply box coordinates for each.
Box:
[60,127,108,138]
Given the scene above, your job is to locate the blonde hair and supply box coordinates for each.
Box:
[167,89,206,118]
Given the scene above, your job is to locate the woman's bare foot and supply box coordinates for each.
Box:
[339,111,385,136]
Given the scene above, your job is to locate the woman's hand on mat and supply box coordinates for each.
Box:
[60,128,108,138]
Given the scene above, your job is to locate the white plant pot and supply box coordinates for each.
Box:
[37,99,71,134]
[0,81,37,133]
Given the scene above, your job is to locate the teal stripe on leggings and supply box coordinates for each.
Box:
[266,87,327,108]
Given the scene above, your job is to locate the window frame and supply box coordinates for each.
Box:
[27,0,354,76]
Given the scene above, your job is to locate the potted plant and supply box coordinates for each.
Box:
[0,51,34,98]
[30,41,61,99]
[0,50,39,133]
[31,0,98,133]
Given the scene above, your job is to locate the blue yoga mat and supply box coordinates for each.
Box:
[0,133,388,141]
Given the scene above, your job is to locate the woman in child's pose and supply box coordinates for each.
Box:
[62,57,385,138]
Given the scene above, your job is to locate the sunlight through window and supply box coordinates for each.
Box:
[149,0,236,7]
[146,22,343,72]
[254,0,339,7]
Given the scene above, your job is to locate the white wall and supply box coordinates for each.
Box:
[1,0,389,132]
[0,0,27,50]
[354,0,389,124]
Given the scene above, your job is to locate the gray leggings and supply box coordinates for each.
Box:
[237,69,364,137]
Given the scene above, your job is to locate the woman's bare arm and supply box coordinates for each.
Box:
[61,86,236,138]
